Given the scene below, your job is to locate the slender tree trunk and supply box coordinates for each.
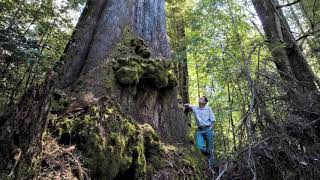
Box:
[175,22,189,104]
[294,0,320,62]
[299,1,316,29]
[252,0,320,148]
[228,84,237,151]
[252,0,320,117]
[288,1,314,49]
[195,63,201,99]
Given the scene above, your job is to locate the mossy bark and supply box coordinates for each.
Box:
[0,1,198,179]
[56,0,188,142]
[47,96,206,179]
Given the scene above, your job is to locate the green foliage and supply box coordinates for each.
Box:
[165,3,320,179]
[0,0,83,111]
[165,0,297,162]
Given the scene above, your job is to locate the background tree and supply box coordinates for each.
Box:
[166,0,189,105]
[0,0,85,111]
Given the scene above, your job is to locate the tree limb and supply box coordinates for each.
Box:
[276,0,300,9]
[296,27,320,41]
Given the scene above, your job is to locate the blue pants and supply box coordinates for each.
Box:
[196,127,214,167]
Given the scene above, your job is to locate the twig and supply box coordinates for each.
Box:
[214,162,228,180]
[8,148,22,177]
[296,28,320,41]
[69,153,90,180]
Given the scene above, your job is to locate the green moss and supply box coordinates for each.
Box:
[47,95,208,179]
[167,71,178,87]
[109,30,177,89]
[115,66,141,85]
[113,57,178,89]
[48,97,162,179]
[50,92,70,114]
[141,124,161,158]
[131,38,151,58]
[100,63,117,94]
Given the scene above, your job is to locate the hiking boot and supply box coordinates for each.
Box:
[202,150,210,156]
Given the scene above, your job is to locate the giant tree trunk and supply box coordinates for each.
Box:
[57,0,187,142]
[60,0,170,87]
[0,0,192,179]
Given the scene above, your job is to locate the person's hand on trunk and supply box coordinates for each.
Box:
[184,104,190,108]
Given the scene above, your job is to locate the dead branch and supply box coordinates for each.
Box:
[214,162,228,180]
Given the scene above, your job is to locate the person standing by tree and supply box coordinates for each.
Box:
[185,96,215,168]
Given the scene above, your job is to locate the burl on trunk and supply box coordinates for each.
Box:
[57,0,188,142]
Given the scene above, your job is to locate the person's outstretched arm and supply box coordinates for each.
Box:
[184,104,205,124]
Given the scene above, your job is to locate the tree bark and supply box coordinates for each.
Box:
[57,0,187,142]
[59,0,170,88]
[0,74,54,175]
[227,84,237,152]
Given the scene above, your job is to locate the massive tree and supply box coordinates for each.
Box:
[0,0,193,179]
[57,0,187,141]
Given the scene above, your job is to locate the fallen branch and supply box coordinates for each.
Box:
[69,152,90,180]
[214,162,228,180]
[8,148,22,177]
